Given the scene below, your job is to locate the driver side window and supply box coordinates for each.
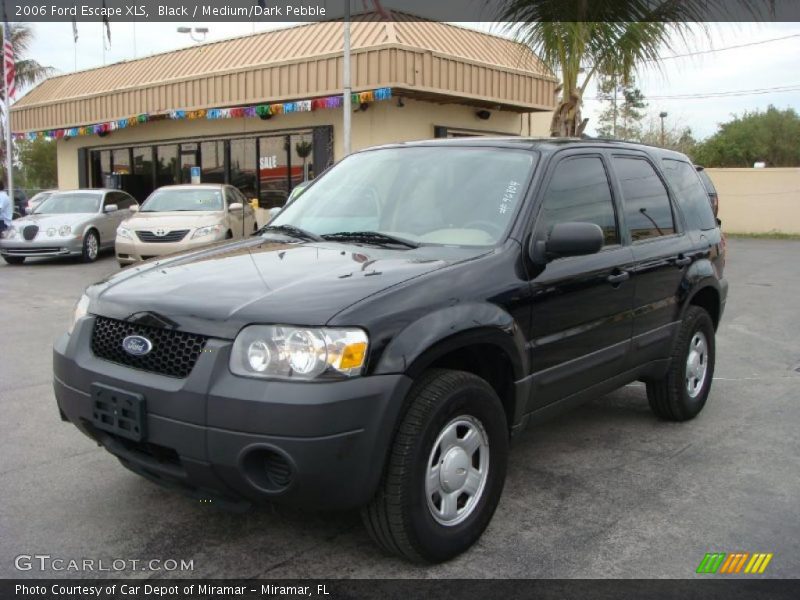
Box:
[537,156,619,247]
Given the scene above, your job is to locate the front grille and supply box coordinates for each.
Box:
[136,229,189,243]
[4,247,62,255]
[91,316,208,378]
[23,225,39,241]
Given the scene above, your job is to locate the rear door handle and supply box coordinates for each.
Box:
[607,271,630,285]
[674,255,691,267]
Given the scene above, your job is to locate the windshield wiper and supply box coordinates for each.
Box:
[321,231,420,249]
[258,224,324,242]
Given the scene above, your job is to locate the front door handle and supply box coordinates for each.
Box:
[607,270,630,285]
[674,255,692,267]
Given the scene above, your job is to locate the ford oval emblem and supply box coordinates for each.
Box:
[122,335,153,356]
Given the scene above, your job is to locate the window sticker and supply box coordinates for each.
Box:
[499,180,521,214]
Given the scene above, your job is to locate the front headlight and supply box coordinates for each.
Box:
[68,294,90,335]
[192,224,223,239]
[47,227,57,237]
[1,226,15,239]
[230,325,369,380]
[116,226,132,240]
[58,225,72,237]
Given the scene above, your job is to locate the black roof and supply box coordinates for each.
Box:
[372,136,689,160]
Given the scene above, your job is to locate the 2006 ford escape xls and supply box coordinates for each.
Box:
[55,138,727,563]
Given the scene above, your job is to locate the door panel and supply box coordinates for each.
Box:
[525,153,635,411]
[528,247,636,408]
[610,154,692,362]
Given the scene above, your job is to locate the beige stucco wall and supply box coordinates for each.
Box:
[706,168,800,234]
[56,99,551,189]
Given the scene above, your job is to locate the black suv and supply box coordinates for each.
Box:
[54,138,727,563]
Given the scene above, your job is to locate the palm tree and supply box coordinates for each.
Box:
[1,23,55,178]
[499,0,771,137]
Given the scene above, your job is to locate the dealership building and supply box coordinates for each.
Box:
[10,14,556,205]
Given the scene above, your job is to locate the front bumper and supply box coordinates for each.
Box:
[54,316,412,510]
[0,237,83,258]
[116,235,223,264]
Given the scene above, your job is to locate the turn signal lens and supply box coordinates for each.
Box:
[339,341,367,370]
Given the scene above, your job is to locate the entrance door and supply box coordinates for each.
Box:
[179,143,200,184]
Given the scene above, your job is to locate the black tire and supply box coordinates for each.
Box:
[225,230,233,239]
[362,369,509,563]
[81,230,100,263]
[647,305,716,421]
[2,255,25,265]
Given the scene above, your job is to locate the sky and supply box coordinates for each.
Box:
[17,20,800,140]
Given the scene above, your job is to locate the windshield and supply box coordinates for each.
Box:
[34,193,100,214]
[272,147,536,246]
[140,188,223,212]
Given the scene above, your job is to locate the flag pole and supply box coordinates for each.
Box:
[2,23,12,202]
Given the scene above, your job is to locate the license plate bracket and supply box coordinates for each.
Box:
[91,383,146,442]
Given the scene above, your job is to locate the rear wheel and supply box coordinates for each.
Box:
[2,255,25,265]
[647,306,716,421]
[362,369,508,563]
[81,230,100,263]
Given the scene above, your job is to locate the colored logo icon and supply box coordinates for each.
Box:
[696,552,773,574]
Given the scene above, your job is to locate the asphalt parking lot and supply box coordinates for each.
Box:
[1,238,798,579]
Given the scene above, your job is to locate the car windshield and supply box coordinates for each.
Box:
[30,192,53,204]
[140,188,223,212]
[34,193,100,214]
[271,146,537,246]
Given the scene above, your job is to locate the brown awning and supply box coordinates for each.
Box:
[11,12,557,133]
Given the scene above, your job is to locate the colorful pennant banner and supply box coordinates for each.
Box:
[14,87,393,141]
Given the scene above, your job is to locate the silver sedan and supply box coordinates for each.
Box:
[0,189,138,264]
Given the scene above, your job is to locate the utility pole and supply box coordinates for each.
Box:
[659,111,668,146]
[343,0,352,157]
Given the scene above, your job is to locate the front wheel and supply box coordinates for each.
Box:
[362,369,509,563]
[647,305,716,421]
[81,230,100,263]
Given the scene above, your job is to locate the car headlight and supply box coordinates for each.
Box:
[68,294,90,335]
[116,226,132,240]
[47,227,56,237]
[192,224,223,239]
[1,226,15,239]
[58,225,72,237]
[230,325,369,380]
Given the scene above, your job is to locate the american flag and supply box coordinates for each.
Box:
[3,23,13,100]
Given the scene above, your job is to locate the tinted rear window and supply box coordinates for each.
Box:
[662,160,717,230]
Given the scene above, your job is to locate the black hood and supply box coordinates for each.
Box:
[89,236,486,339]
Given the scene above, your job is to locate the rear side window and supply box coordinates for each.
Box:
[697,169,717,194]
[613,157,676,242]
[661,160,717,230]
[537,156,619,246]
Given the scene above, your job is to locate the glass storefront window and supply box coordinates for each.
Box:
[132,146,155,200]
[112,149,131,175]
[201,141,225,184]
[290,131,314,188]
[84,127,328,206]
[157,145,179,187]
[259,135,290,209]
[230,138,257,201]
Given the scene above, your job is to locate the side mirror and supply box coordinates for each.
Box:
[104,204,118,213]
[229,202,243,211]
[24,206,32,215]
[530,222,604,264]
[129,205,139,212]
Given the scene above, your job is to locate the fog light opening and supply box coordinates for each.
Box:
[241,447,295,493]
